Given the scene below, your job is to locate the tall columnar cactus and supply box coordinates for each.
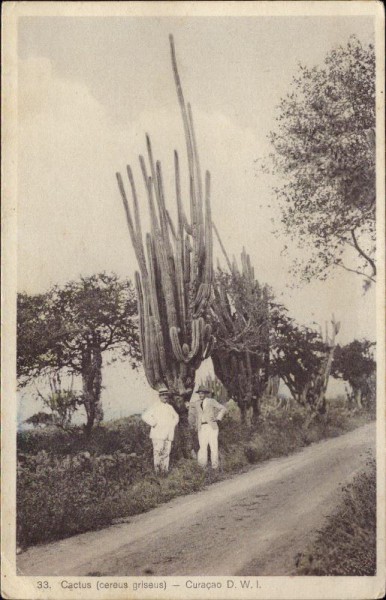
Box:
[311,315,341,414]
[210,245,271,422]
[116,36,214,400]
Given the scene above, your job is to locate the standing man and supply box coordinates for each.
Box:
[141,388,179,474]
[189,385,227,469]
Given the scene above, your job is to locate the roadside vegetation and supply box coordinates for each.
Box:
[17,397,373,549]
[295,457,376,575]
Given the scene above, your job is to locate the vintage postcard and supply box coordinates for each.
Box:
[2,1,385,599]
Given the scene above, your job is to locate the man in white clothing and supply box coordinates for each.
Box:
[188,385,227,469]
[141,389,179,474]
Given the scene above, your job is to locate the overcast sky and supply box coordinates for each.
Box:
[17,15,376,422]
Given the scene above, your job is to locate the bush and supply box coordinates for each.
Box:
[295,458,376,575]
[17,416,152,458]
[17,400,375,548]
[17,448,154,546]
[244,440,265,464]
[221,446,249,472]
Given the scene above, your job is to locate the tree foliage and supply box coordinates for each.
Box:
[273,307,328,406]
[17,273,140,434]
[271,308,337,416]
[267,35,376,285]
[332,339,376,408]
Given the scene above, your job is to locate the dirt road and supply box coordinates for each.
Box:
[18,422,375,576]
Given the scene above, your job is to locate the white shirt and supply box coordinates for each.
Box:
[141,400,179,441]
[188,396,227,430]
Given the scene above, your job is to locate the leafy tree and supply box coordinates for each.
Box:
[271,309,333,415]
[17,273,140,435]
[332,339,376,409]
[17,292,54,379]
[266,35,375,286]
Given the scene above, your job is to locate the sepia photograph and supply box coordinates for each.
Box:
[1,2,385,599]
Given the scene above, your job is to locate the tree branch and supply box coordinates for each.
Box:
[350,229,376,278]
[333,259,376,283]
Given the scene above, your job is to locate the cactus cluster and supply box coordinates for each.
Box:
[116,35,214,398]
[210,246,271,420]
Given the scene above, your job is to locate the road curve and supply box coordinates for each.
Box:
[18,422,375,576]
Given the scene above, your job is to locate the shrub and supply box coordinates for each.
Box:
[221,445,249,472]
[18,416,153,458]
[17,448,153,546]
[244,440,265,464]
[17,399,375,548]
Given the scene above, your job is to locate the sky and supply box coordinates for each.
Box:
[17,15,376,424]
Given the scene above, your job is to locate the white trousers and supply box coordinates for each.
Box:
[152,439,172,473]
[198,424,219,468]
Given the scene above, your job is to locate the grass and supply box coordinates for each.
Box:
[17,400,374,549]
[294,457,376,575]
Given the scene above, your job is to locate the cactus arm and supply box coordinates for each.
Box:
[149,316,161,383]
[170,326,185,362]
[145,235,161,322]
[188,318,200,360]
[126,165,148,277]
[139,156,161,236]
[174,151,187,333]
[116,172,142,266]
[154,318,168,380]
[135,272,157,388]
[147,177,162,243]
[169,35,195,205]
[187,103,203,213]
[166,210,177,241]
[155,160,172,251]
[187,103,205,264]
[204,171,213,283]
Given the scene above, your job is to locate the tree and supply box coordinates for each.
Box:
[266,35,376,286]
[17,273,140,435]
[332,339,376,409]
[272,310,340,419]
